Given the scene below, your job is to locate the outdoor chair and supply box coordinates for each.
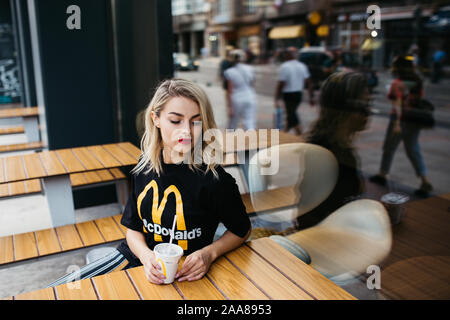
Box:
[247,142,339,227]
[271,199,392,286]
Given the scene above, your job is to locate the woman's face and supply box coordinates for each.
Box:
[151,96,203,161]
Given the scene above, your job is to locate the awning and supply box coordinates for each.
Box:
[238,25,261,37]
[268,25,304,39]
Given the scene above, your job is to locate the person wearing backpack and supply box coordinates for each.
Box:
[370,56,433,196]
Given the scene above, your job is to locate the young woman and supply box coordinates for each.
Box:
[296,71,370,230]
[48,79,251,286]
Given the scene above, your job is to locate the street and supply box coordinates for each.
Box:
[175,57,450,196]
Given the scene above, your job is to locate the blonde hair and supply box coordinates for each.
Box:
[132,78,219,178]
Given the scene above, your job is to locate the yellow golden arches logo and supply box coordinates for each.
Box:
[156,258,167,278]
[137,180,187,250]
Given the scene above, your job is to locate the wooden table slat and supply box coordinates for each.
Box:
[71,147,104,170]
[87,145,121,168]
[75,221,105,246]
[35,228,62,256]
[112,214,127,235]
[15,287,55,300]
[55,224,84,251]
[55,149,86,172]
[226,245,314,300]
[0,107,39,119]
[175,277,225,300]
[0,158,5,183]
[247,238,356,300]
[39,151,67,175]
[0,125,24,135]
[95,169,115,182]
[0,236,14,264]
[242,186,299,215]
[55,279,98,300]
[5,155,26,181]
[13,232,39,261]
[126,267,183,300]
[102,144,137,166]
[207,256,269,300]
[0,182,8,197]
[22,153,46,179]
[116,142,141,160]
[69,172,87,187]
[24,179,42,193]
[109,168,126,179]
[8,181,26,196]
[93,270,140,300]
[81,171,102,184]
[95,216,126,241]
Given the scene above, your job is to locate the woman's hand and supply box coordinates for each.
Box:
[175,248,213,282]
[140,249,166,285]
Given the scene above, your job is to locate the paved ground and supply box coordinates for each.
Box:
[0,58,448,299]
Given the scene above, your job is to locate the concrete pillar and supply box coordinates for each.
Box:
[190,31,196,57]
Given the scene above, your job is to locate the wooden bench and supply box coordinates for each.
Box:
[0,107,40,143]
[0,167,126,199]
[0,214,126,265]
[0,126,24,135]
[0,141,44,154]
[0,186,299,267]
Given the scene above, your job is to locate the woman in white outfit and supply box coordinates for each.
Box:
[224,50,257,130]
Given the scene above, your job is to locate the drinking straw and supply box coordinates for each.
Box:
[169,215,177,245]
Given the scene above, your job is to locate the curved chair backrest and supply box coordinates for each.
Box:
[318,199,392,242]
[248,142,339,218]
[286,199,393,281]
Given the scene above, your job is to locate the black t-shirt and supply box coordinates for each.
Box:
[117,158,250,264]
[296,135,364,230]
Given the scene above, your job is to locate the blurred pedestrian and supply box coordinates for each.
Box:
[224,49,257,130]
[219,46,233,91]
[370,56,433,196]
[431,47,446,83]
[297,72,370,230]
[274,47,314,135]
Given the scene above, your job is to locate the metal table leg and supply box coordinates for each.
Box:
[23,116,40,142]
[42,175,75,227]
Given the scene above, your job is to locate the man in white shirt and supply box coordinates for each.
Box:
[274,47,314,135]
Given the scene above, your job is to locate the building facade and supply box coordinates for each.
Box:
[172,0,209,57]
[174,0,449,71]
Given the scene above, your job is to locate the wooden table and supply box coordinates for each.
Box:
[0,142,141,227]
[12,237,356,300]
[0,107,40,142]
[220,130,303,194]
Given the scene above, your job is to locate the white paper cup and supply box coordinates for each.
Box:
[153,243,184,284]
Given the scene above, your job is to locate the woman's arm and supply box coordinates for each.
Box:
[176,227,252,282]
[126,229,166,284]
